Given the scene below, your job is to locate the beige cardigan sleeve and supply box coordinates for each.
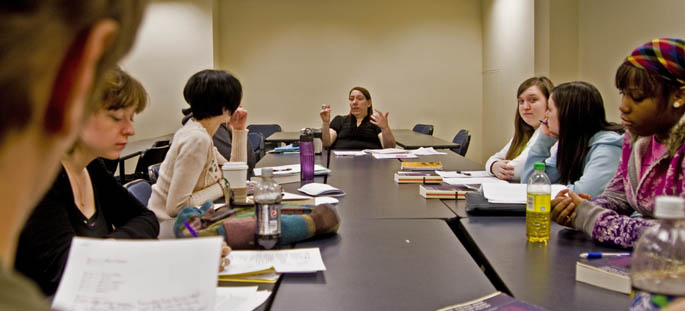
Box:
[230,129,248,163]
[165,133,222,216]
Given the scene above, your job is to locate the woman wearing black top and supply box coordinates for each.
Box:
[320,86,396,149]
[14,68,160,296]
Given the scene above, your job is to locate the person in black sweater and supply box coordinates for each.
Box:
[320,86,396,150]
[15,68,160,296]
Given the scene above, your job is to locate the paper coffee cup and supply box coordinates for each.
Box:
[222,162,248,189]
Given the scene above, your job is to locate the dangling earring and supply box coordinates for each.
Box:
[674,100,684,108]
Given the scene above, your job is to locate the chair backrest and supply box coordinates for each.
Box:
[247,124,282,140]
[412,124,434,136]
[147,163,162,184]
[134,145,170,180]
[248,132,265,160]
[123,179,152,207]
[100,158,119,176]
[451,129,471,156]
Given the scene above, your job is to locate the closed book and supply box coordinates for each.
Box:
[400,161,443,171]
[575,255,631,294]
[419,184,471,199]
[437,291,545,311]
[394,171,443,184]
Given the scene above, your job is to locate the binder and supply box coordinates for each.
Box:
[465,192,526,216]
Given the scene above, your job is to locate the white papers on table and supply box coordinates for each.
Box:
[215,287,271,311]
[482,183,567,204]
[333,150,366,156]
[436,170,493,178]
[254,164,330,176]
[281,192,312,201]
[52,237,223,311]
[220,248,326,274]
[408,147,448,155]
[372,153,418,159]
[298,183,345,196]
[442,177,507,186]
[363,148,408,154]
[315,196,339,205]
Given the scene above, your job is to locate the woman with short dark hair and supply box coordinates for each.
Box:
[149,69,248,221]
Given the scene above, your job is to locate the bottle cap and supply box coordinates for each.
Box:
[300,128,313,141]
[261,167,273,178]
[654,196,685,219]
[534,162,545,170]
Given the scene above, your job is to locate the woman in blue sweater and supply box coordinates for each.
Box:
[521,81,623,196]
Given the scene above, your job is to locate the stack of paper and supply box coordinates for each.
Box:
[362,148,408,154]
[482,183,567,203]
[436,171,507,187]
[408,147,448,155]
[220,248,327,274]
[52,237,223,311]
[333,150,366,156]
[253,164,331,184]
[298,183,345,197]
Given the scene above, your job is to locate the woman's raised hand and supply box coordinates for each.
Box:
[320,104,331,123]
[370,109,390,130]
[229,106,248,131]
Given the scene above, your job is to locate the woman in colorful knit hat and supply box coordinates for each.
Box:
[551,38,685,248]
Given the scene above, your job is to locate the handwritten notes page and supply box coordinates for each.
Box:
[215,287,271,311]
[220,248,326,275]
[52,237,223,311]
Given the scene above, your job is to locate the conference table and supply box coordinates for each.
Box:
[265,129,459,150]
[251,150,631,310]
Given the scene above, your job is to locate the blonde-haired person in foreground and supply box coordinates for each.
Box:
[0,1,147,309]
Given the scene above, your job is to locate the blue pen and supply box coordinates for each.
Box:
[579,252,630,259]
[183,221,199,237]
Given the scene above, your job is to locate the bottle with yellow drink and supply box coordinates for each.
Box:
[526,162,551,243]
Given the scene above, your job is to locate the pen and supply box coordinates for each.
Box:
[579,252,630,259]
[457,171,472,176]
[183,221,199,238]
[273,168,293,172]
[539,120,548,126]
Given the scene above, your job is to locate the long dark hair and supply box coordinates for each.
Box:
[553,82,623,184]
[506,77,554,159]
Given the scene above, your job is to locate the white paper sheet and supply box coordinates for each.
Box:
[52,237,223,311]
[372,153,418,159]
[436,170,493,178]
[215,287,271,311]
[281,192,313,201]
[220,248,326,274]
[298,183,345,196]
[482,183,567,203]
[442,177,507,186]
[333,150,366,156]
[254,164,330,176]
[362,148,408,154]
[408,147,448,155]
[315,196,340,205]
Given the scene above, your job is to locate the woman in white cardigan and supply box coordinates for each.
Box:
[485,76,554,182]
[149,70,248,221]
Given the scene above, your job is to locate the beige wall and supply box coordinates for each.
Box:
[481,0,535,163]
[215,0,484,160]
[120,0,215,140]
[578,0,685,123]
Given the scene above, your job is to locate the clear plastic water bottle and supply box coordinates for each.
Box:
[254,167,282,249]
[630,196,685,310]
[526,162,551,243]
[299,128,315,184]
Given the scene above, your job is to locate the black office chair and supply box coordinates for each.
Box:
[248,132,265,161]
[100,158,119,176]
[148,163,162,184]
[119,144,170,184]
[247,124,282,151]
[451,129,471,156]
[123,179,152,208]
[412,124,434,136]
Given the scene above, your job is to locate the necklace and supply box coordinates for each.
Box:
[62,161,95,220]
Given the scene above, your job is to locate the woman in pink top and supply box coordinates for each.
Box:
[551,38,685,248]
